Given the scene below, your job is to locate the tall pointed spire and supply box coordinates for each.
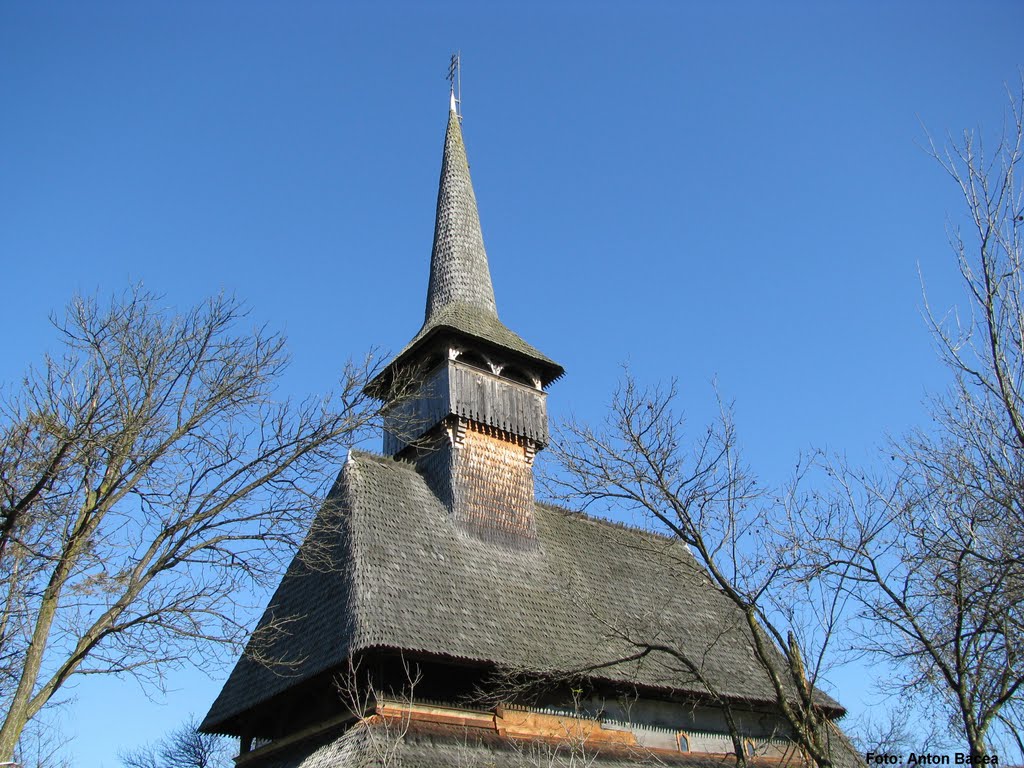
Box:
[369,85,563,401]
[424,99,498,323]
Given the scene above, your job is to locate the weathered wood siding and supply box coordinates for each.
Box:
[383,365,450,455]
[448,362,548,445]
[450,424,537,546]
[384,361,547,456]
[417,421,538,549]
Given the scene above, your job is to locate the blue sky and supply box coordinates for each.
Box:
[2,2,1022,764]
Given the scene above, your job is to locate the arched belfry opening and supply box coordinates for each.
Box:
[454,349,492,373]
[499,364,539,388]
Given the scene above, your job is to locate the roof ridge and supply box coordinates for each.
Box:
[534,499,683,543]
[349,447,410,463]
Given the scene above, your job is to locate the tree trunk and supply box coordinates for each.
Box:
[964,713,988,760]
[0,569,65,760]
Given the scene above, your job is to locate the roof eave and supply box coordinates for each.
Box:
[367,324,565,399]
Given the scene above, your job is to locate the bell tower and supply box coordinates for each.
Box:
[370,90,563,548]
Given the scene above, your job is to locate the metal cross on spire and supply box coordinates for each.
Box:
[447,51,462,121]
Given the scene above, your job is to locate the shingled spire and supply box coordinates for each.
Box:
[424,97,498,322]
[371,95,564,396]
[368,90,565,547]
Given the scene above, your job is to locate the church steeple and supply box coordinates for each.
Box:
[371,92,564,400]
[424,97,498,322]
[370,88,563,547]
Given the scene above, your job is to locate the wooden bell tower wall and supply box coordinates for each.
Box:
[417,418,538,547]
[392,355,547,548]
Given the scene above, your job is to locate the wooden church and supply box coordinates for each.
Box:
[200,86,859,767]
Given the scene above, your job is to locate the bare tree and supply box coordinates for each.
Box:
[120,716,232,768]
[846,699,950,764]
[807,81,1024,760]
[541,376,854,768]
[0,287,387,760]
[9,708,73,768]
[334,654,424,768]
[812,453,1022,759]
[541,79,1024,766]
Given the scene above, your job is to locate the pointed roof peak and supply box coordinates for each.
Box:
[423,101,498,323]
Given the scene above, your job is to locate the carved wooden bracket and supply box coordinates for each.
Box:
[524,441,537,465]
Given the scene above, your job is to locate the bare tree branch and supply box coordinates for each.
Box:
[120,715,232,768]
[813,77,1024,759]
[541,373,850,767]
[0,287,389,760]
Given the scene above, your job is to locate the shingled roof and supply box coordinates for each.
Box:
[373,101,563,391]
[202,452,842,735]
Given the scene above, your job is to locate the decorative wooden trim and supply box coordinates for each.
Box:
[452,417,468,446]
[524,440,537,465]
